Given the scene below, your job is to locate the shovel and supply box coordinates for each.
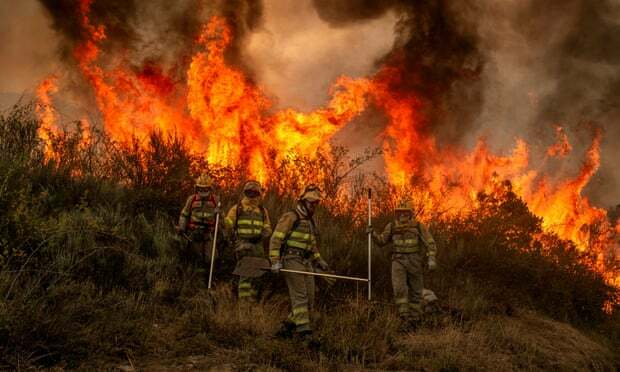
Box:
[233,257,368,282]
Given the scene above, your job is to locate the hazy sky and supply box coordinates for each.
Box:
[244,0,396,110]
[0,0,60,97]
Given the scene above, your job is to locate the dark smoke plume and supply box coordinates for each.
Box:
[37,0,264,74]
[313,0,484,144]
[37,0,138,60]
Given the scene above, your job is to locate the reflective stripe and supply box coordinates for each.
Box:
[286,240,308,249]
[292,306,309,315]
[193,212,215,217]
[288,309,310,326]
[394,248,418,253]
[269,249,281,257]
[238,218,263,227]
[395,297,408,305]
[290,231,311,240]
[239,282,251,289]
[394,239,416,245]
[237,228,262,235]
[273,231,286,239]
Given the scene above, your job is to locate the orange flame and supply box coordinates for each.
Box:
[35,75,60,160]
[547,125,572,158]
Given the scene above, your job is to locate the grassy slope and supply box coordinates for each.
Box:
[0,106,618,370]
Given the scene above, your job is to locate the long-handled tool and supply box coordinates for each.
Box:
[367,188,372,300]
[207,202,221,290]
[233,257,368,282]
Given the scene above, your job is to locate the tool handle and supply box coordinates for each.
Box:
[207,203,221,290]
[367,187,372,301]
[268,268,369,282]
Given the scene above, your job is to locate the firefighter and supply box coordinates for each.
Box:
[368,200,437,329]
[225,180,272,301]
[269,185,329,340]
[177,173,221,279]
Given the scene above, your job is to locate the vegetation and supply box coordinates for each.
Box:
[0,105,618,370]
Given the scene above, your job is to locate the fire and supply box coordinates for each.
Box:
[547,125,572,158]
[528,129,607,252]
[71,3,372,182]
[37,4,618,294]
[35,75,60,160]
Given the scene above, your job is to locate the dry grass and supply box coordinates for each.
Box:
[82,287,616,371]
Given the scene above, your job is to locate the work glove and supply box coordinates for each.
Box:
[427,256,437,271]
[271,261,282,274]
[365,226,374,235]
[316,258,330,272]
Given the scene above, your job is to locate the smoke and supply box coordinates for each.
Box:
[243,0,397,110]
[312,0,484,144]
[0,1,60,104]
[469,0,620,206]
[35,0,263,76]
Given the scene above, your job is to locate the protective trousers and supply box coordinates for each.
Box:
[392,252,424,320]
[283,254,315,333]
[236,241,264,301]
[186,230,215,277]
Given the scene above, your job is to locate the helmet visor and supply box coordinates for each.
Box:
[244,189,261,198]
[196,186,213,193]
[395,209,413,220]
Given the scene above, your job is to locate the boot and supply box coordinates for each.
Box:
[408,316,421,331]
[275,320,295,339]
[296,329,320,349]
[398,314,419,333]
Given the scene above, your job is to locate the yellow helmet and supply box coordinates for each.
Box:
[243,180,262,193]
[395,200,413,213]
[299,184,322,202]
[195,173,214,188]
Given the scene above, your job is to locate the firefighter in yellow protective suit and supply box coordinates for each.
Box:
[269,185,329,340]
[177,173,220,278]
[369,201,437,328]
[225,180,272,301]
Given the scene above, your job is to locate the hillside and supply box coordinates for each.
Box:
[0,105,618,370]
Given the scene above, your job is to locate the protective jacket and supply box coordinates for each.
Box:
[374,220,437,256]
[225,196,272,243]
[179,193,219,231]
[269,209,320,262]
